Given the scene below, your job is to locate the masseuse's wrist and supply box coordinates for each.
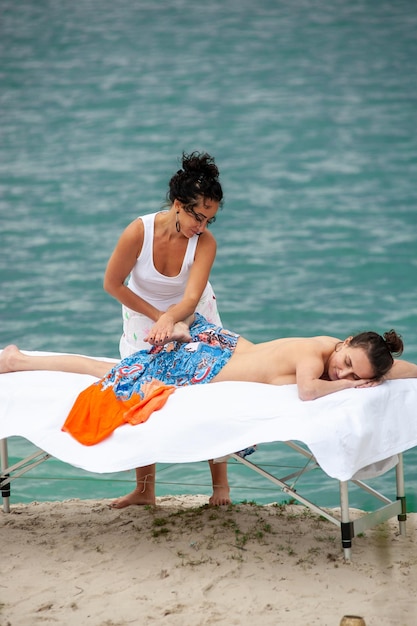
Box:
[159,311,175,324]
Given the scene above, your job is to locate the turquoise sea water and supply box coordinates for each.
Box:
[1,0,416,510]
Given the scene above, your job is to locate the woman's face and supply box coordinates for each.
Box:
[327,340,375,382]
[176,197,219,237]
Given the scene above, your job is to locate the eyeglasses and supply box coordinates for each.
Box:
[186,206,216,226]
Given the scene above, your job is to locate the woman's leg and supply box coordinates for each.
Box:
[0,345,112,379]
[110,461,230,509]
[111,316,195,509]
[110,464,156,508]
[208,460,231,506]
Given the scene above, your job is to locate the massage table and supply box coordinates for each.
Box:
[1,352,417,560]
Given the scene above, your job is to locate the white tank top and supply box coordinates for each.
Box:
[127,212,209,307]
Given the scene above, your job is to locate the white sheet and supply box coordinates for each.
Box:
[1,353,417,481]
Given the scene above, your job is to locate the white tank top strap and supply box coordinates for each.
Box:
[139,212,155,264]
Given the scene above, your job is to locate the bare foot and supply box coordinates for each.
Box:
[208,485,231,506]
[170,321,192,343]
[144,321,192,347]
[110,488,156,509]
[0,344,21,374]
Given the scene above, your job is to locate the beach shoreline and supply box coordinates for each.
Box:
[1,496,416,626]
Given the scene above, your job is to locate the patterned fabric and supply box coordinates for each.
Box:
[103,313,239,401]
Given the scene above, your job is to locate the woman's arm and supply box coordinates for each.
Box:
[385,359,417,380]
[295,345,378,401]
[103,219,162,322]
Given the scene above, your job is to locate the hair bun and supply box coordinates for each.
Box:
[383,329,404,356]
[182,151,220,180]
[167,151,223,205]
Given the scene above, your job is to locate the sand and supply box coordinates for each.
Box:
[1,497,416,626]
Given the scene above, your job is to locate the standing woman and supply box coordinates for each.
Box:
[103,151,229,508]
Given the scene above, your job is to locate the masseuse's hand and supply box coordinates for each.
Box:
[144,313,175,346]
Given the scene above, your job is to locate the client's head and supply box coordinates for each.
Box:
[328,329,403,382]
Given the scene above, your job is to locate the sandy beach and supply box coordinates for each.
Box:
[1,497,416,626]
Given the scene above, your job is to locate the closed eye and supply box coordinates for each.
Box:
[195,213,216,226]
[345,357,360,380]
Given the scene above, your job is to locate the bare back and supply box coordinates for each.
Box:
[212,335,338,386]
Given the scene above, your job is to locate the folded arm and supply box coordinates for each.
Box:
[296,353,377,401]
[386,359,417,380]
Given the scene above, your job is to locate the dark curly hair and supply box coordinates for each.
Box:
[350,329,404,378]
[166,152,224,211]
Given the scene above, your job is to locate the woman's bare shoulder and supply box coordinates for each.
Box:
[119,216,145,242]
[195,229,217,257]
[292,336,340,357]
[312,335,341,343]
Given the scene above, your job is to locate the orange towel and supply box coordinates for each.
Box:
[62,379,175,445]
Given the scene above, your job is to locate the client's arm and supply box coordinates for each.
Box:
[386,359,417,380]
[295,353,378,401]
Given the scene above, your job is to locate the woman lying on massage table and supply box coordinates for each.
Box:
[2,313,417,505]
[2,312,416,394]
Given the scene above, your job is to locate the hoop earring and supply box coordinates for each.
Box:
[176,211,180,233]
